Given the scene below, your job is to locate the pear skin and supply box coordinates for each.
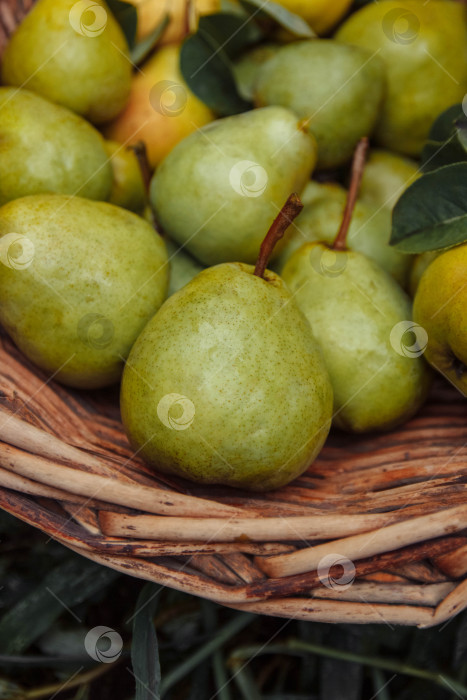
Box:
[336,1,467,155]
[120,263,333,491]
[275,0,353,35]
[359,149,419,211]
[0,195,168,389]
[1,0,131,123]
[0,88,112,206]
[150,106,317,265]
[282,243,431,432]
[413,244,467,396]
[105,44,214,169]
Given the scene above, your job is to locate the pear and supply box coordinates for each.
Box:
[104,141,146,213]
[254,40,385,169]
[1,0,131,124]
[0,88,112,206]
[358,149,419,211]
[120,196,333,491]
[281,140,431,432]
[413,245,467,396]
[151,106,317,265]
[274,181,412,286]
[0,195,168,389]
[274,0,353,35]
[336,1,467,156]
[105,44,214,168]
[165,238,205,297]
[233,44,279,102]
[127,0,220,43]
[409,251,439,298]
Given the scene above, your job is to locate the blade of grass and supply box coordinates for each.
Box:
[161,612,255,697]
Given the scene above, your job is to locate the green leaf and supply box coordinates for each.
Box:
[180,13,258,116]
[0,558,118,655]
[130,14,170,66]
[239,0,315,37]
[421,104,467,172]
[131,583,161,700]
[390,163,467,253]
[107,0,138,48]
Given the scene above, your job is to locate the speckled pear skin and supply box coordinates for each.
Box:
[282,243,431,433]
[274,181,412,287]
[150,107,317,266]
[336,1,467,156]
[1,0,131,124]
[254,40,385,169]
[358,149,419,211]
[413,245,467,396]
[0,195,168,389]
[120,263,333,491]
[0,88,112,207]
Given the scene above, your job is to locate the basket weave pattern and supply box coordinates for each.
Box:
[1,2,467,627]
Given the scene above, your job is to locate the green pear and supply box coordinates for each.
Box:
[104,141,146,213]
[150,107,317,265]
[409,251,439,297]
[358,149,419,211]
[0,88,112,206]
[233,44,279,102]
[1,0,131,123]
[282,243,431,432]
[274,181,412,286]
[254,40,385,169]
[0,195,168,389]
[413,244,467,395]
[120,263,333,490]
[165,238,205,296]
[336,1,467,156]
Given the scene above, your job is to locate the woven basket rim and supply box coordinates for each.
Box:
[1,1,467,628]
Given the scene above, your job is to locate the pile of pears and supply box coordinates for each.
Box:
[0,0,465,492]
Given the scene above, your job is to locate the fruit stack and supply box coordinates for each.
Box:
[0,0,466,625]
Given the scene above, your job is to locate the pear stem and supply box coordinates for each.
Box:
[129,141,152,194]
[253,193,303,279]
[332,137,369,251]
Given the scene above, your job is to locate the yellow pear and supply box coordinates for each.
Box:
[275,0,353,35]
[105,44,214,168]
[128,0,220,42]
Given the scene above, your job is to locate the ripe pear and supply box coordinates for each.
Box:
[233,44,279,102]
[358,150,419,211]
[0,195,168,389]
[105,44,214,169]
[409,251,439,298]
[128,0,220,43]
[103,141,146,213]
[282,244,431,431]
[165,238,205,296]
[120,262,333,491]
[151,107,317,265]
[336,1,467,156]
[274,181,412,286]
[0,88,112,207]
[1,0,131,124]
[413,245,467,396]
[274,0,353,35]
[282,140,430,432]
[254,40,385,169]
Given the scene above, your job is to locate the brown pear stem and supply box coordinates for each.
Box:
[332,137,370,251]
[129,141,152,195]
[253,193,303,279]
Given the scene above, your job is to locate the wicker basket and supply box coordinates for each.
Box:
[1,1,467,628]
